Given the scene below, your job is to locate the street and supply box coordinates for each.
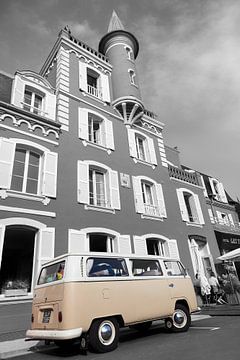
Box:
[10,316,239,360]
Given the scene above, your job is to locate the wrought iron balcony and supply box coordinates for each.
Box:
[168,165,199,186]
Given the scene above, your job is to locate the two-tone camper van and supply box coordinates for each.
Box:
[26,253,198,353]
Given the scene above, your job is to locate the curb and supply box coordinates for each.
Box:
[0,339,55,359]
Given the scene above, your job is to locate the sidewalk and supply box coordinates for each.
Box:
[0,314,211,359]
[200,303,240,316]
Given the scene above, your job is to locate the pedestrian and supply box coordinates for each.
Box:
[208,271,220,303]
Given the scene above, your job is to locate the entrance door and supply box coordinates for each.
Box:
[0,226,36,294]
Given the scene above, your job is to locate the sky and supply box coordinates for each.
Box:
[0,0,239,200]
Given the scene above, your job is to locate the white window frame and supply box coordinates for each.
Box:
[176,188,204,226]
[77,161,121,213]
[127,128,157,167]
[11,73,56,121]
[132,175,167,220]
[89,168,107,208]
[68,227,131,254]
[209,177,228,203]
[23,87,45,116]
[128,69,136,86]
[0,138,58,204]
[79,62,110,103]
[125,45,134,61]
[78,108,115,152]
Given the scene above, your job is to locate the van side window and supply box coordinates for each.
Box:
[131,259,163,276]
[87,257,129,277]
[38,261,65,284]
[164,261,186,276]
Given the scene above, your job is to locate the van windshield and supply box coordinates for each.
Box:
[38,261,65,285]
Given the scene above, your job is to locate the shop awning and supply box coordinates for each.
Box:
[217,248,240,261]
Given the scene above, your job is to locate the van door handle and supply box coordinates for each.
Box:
[169,283,174,288]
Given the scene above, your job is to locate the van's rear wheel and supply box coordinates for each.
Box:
[89,318,119,353]
[165,304,190,332]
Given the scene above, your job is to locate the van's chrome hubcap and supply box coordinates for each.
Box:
[173,309,187,328]
[98,321,115,345]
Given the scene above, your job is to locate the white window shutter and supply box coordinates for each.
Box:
[132,176,144,214]
[38,227,55,267]
[216,210,223,224]
[156,183,167,218]
[148,137,157,165]
[78,108,89,140]
[116,235,131,254]
[79,61,88,92]
[77,161,89,204]
[163,241,170,257]
[11,75,25,108]
[216,182,228,203]
[127,128,137,158]
[0,224,5,267]
[168,239,180,259]
[101,73,110,102]
[208,208,215,223]
[133,235,147,255]
[68,229,88,252]
[45,92,56,121]
[0,138,16,189]
[193,194,205,224]
[176,189,189,222]
[42,151,58,198]
[200,175,208,197]
[228,214,235,226]
[209,178,217,195]
[109,170,121,210]
[104,118,115,150]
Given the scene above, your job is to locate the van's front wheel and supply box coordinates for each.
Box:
[89,318,119,353]
[165,304,190,332]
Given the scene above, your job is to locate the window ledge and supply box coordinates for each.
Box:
[0,189,50,205]
[132,157,156,169]
[84,204,115,214]
[82,140,112,154]
[186,221,203,228]
[81,90,109,106]
[141,213,163,221]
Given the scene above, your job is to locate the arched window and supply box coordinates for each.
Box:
[129,69,136,85]
[127,128,157,165]
[176,188,204,225]
[125,46,133,61]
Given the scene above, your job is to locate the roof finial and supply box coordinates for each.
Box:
[108,10,125,32]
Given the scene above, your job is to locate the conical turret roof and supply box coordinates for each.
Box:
[107,10,125,32]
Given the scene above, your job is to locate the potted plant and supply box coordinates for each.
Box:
[3,279,29,297]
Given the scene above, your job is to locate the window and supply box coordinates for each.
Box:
[176,188,204,225]
[0,138,58,199]
[87,257,128,277]
[79,62,110,102]
[89,168,106,207]
[127,128,157,165]
[164,261,186,276]
[132,176,167,219]
[23,87,44,116]
[209,178,227,203]
[78,108,115,150]
[38,261,65,285]
[77,161,121,212]
[11,72,56,121]
[129,69,136,85]
[11,147,40,194]
[125,46,133,61]
[131,259,163,276]
[146,238,166,256]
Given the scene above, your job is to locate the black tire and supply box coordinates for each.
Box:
[89,318,119,353]
[54,338,76,349]
[165,304,191,333]
[129,321,152,332]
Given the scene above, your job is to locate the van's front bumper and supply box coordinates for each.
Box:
[26,328,83,340]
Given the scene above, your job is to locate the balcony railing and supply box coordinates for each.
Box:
[210,217,240,233]
[168,165,199,186]
[144,204,161,217]
[87,85,102,99]
[22,102,48,117]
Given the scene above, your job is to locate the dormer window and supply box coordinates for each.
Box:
[23,86,44,116]
[11,71,56,121]
[209,178,227,203]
